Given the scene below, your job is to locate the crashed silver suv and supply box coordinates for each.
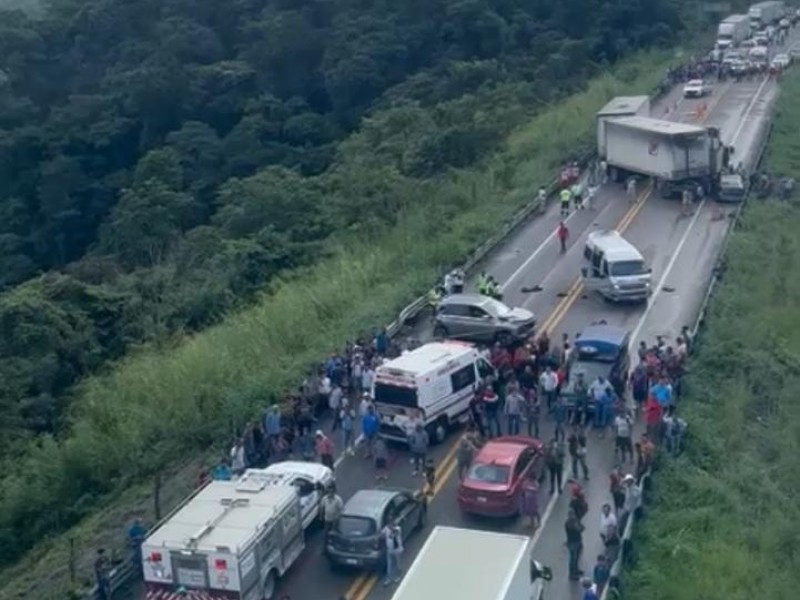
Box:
[433,294,536,345]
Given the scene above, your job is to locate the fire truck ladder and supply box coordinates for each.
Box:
[187,497,251,550]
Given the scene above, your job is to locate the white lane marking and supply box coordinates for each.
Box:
[730,74,771,147]
[628,198,706,351]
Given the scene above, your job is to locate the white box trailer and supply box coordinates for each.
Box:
[596,96,651,159]
[142,477,304,600]
[390,527,551,600]
[749,1,785,28]
[717,14,751,49]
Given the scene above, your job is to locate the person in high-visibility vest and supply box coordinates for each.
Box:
[559,187,571,217]
[487,277,502,301]
[427,286,442,313]
[477,271,489,295]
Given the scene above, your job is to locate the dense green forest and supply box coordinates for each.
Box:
[0,0,687,570]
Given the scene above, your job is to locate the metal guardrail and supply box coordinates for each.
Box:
[88,80,675,600]
[600,82,777,600]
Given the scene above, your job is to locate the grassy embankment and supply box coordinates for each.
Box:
[0,50,680,599]
[624,69,800,599]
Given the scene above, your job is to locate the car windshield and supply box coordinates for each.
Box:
[335,516,377,537]
[610,260,647,277]
[374,383,418,409]
[467,462,511,484]
[483,298,512,317]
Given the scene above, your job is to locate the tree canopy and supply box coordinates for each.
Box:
[0,0,688,568]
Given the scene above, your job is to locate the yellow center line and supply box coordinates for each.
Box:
[347,88,726,600]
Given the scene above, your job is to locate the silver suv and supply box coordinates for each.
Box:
[433,294,536,345]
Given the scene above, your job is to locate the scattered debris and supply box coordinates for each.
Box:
[521,285,543,293]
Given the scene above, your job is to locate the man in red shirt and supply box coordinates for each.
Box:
[644,396,662,443]
[557,222,569,253]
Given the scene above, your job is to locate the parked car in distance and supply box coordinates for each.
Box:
[325,488,426,570]
[772,53,792,68]
[683,79,709,98]
[434,294,536,345]
[457,436,547,518]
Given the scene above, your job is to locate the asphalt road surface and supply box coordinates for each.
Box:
[128,34,796,600]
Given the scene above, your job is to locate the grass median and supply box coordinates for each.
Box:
[0,49,680,598]
[623,69,800,599]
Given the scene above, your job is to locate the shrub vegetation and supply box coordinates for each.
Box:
[624,68,800,600]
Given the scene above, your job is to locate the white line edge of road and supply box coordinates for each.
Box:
[530,72,775,558]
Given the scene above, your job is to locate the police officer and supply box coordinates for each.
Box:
[559,186,571,217]
[477,271,489,295]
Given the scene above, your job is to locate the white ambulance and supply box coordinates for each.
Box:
[142,475,303,600]
[373,341,495,444]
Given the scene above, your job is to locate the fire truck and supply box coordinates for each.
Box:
[142,473,303,600]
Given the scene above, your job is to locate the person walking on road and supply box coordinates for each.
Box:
[457,429,477,480]
[546,437,565,495]
[580,578,599,600]
[565,509,585,581]
[571,181,583,211]
[568,425,590,480]
[609,465,626,515]
[361,405,380,459]
[383,524,404,586]
[557,221,569,253]
[622,474,642,521]
[373,437,389,480]
[523,385,541,438]
[408,424,429,476]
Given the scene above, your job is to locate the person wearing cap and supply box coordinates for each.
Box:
[315,430,335,469]
[622,474,641,521]
[581,577,599,600]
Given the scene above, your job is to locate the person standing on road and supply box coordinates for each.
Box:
[519,474,541,531]
[315,430,335,469]
[565,509,585,581]
[483,387,502,438]
[523,384,541,438]
[589,376,613,436]
[572,372,589,427]
[622,474,642,521]
[408,424,429,476]
[373,437,389,480]
[361,405,380,458]
[340,406,355,456]
[505,386,524,435]
[626,177,637,204]
[613,411,634,463]
[571,181,583,211]
[557,221,569,253]
[383,524,404,586]
[599,503,618,544]
[629,361,649,416]
[560,187,572,217]
[540,366,559,412]
[609,465,626,515]
[553,394,567,442]
[457,431,477,480]
[546,437,565,494]
[568,424,590,480]
[321,485,344,534]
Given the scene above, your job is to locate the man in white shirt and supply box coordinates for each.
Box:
[539,366,559,412]
[613,412,634,462]
[599,503,618,543]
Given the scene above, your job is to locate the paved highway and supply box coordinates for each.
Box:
[272,51,789,600]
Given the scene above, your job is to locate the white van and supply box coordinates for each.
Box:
[373,341,495,444]
[581,230,651,302]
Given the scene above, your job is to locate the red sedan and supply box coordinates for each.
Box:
[457,436,546,518]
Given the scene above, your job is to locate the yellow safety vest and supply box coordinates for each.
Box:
[560,189,571,204]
